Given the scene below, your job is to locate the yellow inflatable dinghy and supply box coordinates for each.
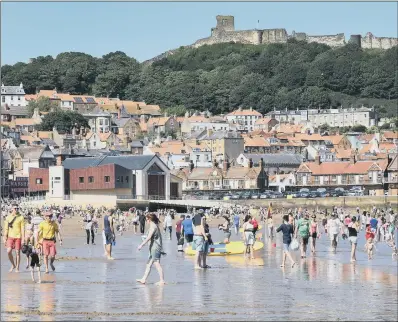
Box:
[185,241,264,256]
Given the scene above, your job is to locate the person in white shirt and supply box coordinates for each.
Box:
[31,210,44,246]
[164,212,173,240]
[327,213,342,252]
[84,212,95,245]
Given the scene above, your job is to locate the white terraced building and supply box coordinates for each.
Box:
[1,83,27,107]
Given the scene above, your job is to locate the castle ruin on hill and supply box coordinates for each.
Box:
[192,15,397,49]
[145,15,397,64]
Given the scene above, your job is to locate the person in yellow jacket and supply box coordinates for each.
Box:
[3,204,25,272]
[37,213,63,274]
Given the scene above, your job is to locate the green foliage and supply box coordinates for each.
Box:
[27,96,59,117]
[351,124,367,133]
[36,110,89,133]
[2,43,397,116]
[162,105,187,117]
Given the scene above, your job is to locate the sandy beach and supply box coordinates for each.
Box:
[1,212,398,321]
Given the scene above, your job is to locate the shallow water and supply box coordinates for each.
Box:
[1,226,397,321]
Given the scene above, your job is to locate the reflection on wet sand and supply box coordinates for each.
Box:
[39,282,56,322]
[1,227,397,321]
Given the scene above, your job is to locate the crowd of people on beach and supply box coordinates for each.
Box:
[1,198,397,285]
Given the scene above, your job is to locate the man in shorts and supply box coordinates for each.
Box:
[181,215,194,246]
[38,213,63,274]
[295,213,310,259]
[3,204,25,272]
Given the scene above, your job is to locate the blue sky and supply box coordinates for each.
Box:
[1,1,397,65]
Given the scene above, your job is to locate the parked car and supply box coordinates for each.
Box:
[251,193,260,199]
[330,188,345,197]
[259,193,270,199]
[297,191,309,198]
[317,188,330,197]
[230,193,241,200]
[241,191,252,199]
[309,190,319,198]
[273,191,284,198]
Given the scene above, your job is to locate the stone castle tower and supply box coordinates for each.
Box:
[145,15,397,64]
[192,15,398,50]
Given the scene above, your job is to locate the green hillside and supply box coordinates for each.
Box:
[1,40,397,117]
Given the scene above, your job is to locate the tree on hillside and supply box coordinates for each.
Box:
[27,97,59,117]
[36,110,89,133]
[1,42,397,117]
[162,105,188,117]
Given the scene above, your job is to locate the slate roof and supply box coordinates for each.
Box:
[62,155,158,170]
[0,104,29,116]
[130,140,144,148]
[241,153,303,166]
[202,130,242,140]
[1,85,25,95]
[113,118,132,127]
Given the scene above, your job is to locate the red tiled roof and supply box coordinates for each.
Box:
[298,159,388,175]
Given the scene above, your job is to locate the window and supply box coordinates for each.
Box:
[88,176,94,183]
[126,176,129,183]
[1,96,4,103]
[18,96,21,101]
[79,177,84,183]
[196,155,200,161]
[104,176,110,183]
[116,176,120,182]
[99,119,103,125]
[36,178,43,184]
[105,119,109,125]
[11,96,13,101]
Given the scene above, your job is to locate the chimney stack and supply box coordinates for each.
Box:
[249,158,253,168]
[213,159,218,168]
[315,155,321,165]
[350,151,357,164]
[223,158,230,172]
[259,157,264,169]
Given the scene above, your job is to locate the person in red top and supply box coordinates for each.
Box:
[365,224,375,260]
[251,217,259,240]
[175,215,184,243]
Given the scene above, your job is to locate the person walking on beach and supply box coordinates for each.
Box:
[296,213,310,259]
[3,204,25,272]
[104,210,115,260]
[242,215,255,259]
[83,211,95,245]
[327,213,342,253]
[233,212,240,235]
[309,215,320,255]
[164,211,173,240]
[276,215,296,268]
[182,215,194,246]
[348,216,360,262]
[37,212,63,274]
[176,215,184,243]
[137,213,165,285]
[192,212,208,269]
[138,211,146,235]
[267,215,274,240]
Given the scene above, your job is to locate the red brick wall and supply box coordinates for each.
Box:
[29,168,49,192]
[70,164,116,190]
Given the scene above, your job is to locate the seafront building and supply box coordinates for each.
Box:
[0,84,397,198]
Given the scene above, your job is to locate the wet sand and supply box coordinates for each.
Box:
[1,216,397,321]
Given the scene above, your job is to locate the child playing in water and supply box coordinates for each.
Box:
[21,244,41,283]
[365,224,375,260]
